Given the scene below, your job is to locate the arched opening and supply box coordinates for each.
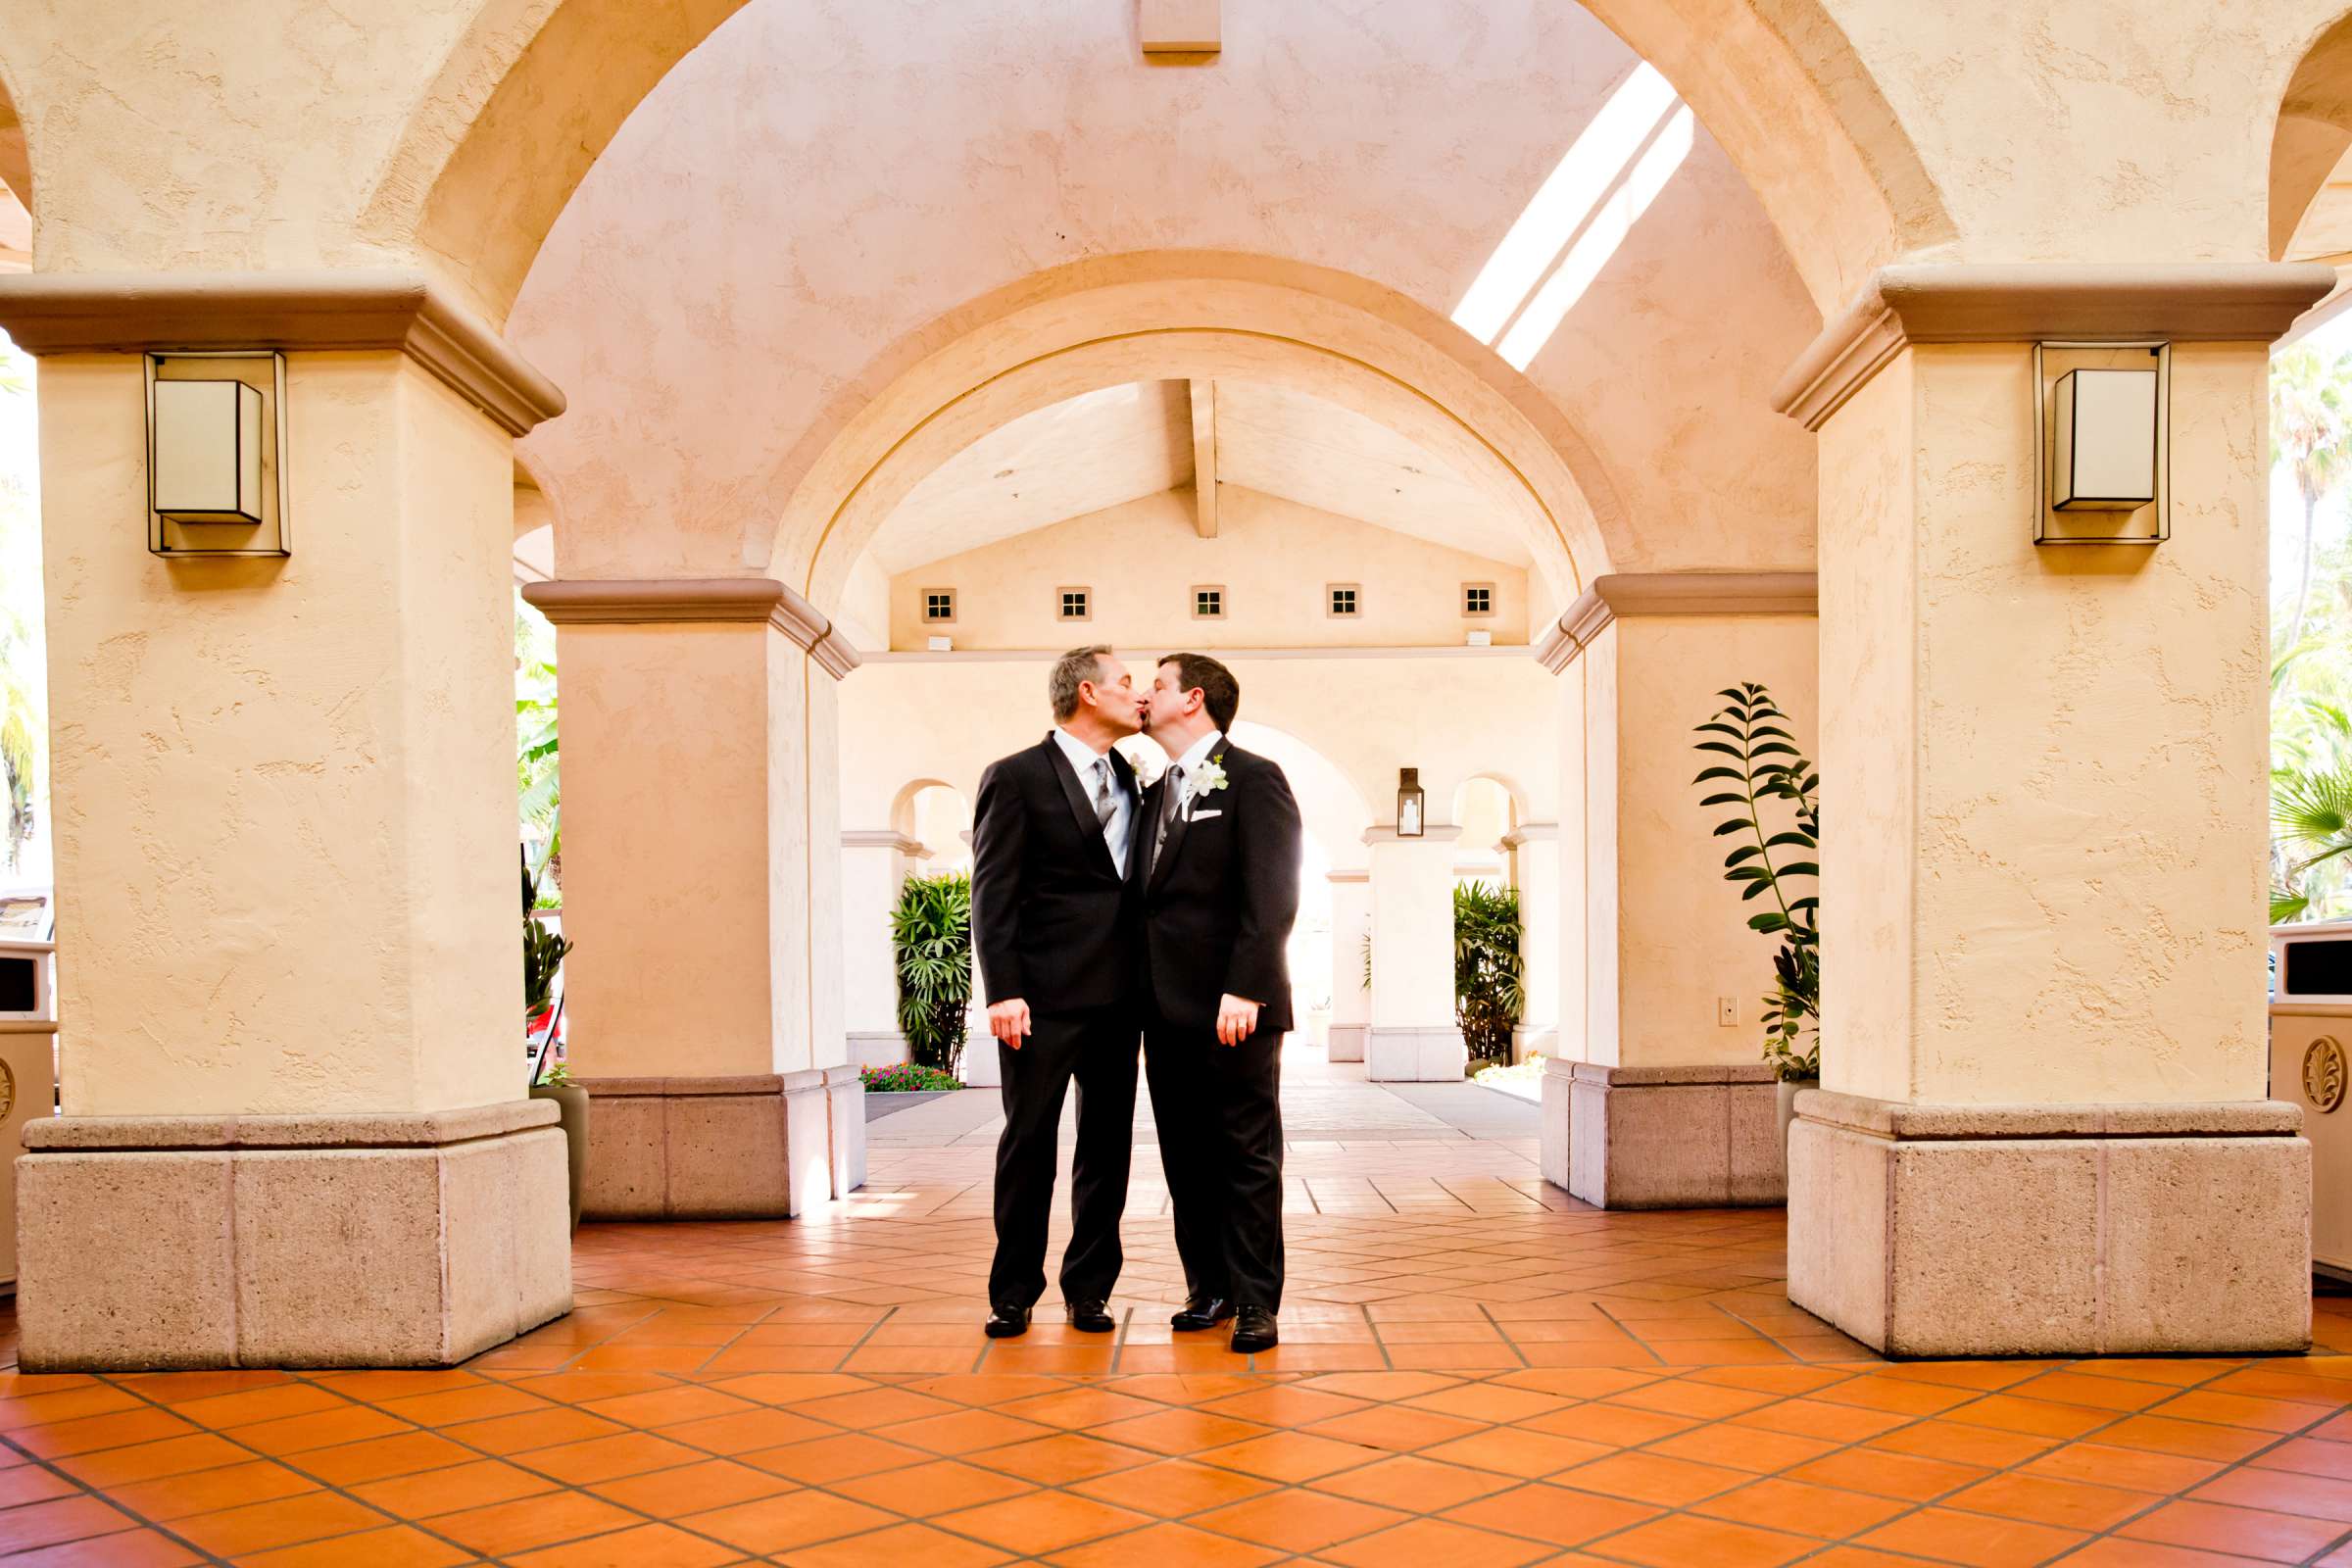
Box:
[765,254,1617,613]
[1451,776,1524,888]
[2275,12,2352,266]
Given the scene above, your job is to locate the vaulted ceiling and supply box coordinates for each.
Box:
[863,379,1532,576]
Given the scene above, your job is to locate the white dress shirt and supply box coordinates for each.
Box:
[1053,726,1134,872]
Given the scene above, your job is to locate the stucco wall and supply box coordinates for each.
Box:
[1594,614,1821,1069]
[836,655,1559,860]
[885,488,1529,652]
[559,621,780,1080]
[1821,343,2270,1106]
[41,355,515,1116]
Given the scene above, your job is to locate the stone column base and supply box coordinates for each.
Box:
[962,1033,1003,1088]
[18,1103,570,1371]
[1789,1091,2312,1357]
[1565,1062,1782,1208]
[824,1065,866,1198]
[578,1073,834,1220]
[846,1031,908,1069]
[1540,1057,1573,1190]
[1326,1024,1366,1062]
[1366,1026,1466,1082]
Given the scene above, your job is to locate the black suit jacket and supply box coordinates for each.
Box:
[971,733,1143,1016]
[1139,741,1302,1034]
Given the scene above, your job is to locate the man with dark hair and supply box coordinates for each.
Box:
[968,645,1148,1339]
[1137,653,1302,1353]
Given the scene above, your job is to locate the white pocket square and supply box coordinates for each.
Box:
[1188,808,1223,821]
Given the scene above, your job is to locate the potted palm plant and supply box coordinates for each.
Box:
[522,853,586,1230]
[1453,880,1524,1071]
[891,871,973,1080]
[1692,683,1822,1138]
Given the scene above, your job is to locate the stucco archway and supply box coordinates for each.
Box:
[2275,9,2352,259]
[372,0,1946,323]
[772,252,1618,613]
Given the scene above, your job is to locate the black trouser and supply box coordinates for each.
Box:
[986,1003,1141,1309]
[1144,1011,1284,1311]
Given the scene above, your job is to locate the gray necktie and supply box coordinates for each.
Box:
[1152,765,1184,859]
[1093,760,1116,829]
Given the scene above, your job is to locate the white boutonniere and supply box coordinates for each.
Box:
[1183,755,1230,817]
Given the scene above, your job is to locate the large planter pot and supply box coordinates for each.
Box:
[530,1082,589,1233]
[1777,1077,1818,1144]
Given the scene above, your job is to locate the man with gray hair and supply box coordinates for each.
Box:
[968,645,1149,1339]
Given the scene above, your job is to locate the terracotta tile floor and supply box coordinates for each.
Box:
[2,1061,2351,1564]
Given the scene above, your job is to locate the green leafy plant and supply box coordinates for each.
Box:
[1693,683,1821,1082]
[1453,880,1525,1068]
[2273,758,2352,922]
[515,592,562,901]
[522,856,573,1022]
[860,1061,963,1093]
[892,872,974,1077]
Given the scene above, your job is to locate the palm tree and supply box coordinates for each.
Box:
[2271,345,2352,655]
[2273,758,2352,923]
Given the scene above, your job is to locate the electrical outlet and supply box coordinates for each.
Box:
[1717,997,1738,1026]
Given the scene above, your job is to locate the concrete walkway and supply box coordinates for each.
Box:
[867,1039,1539,1150]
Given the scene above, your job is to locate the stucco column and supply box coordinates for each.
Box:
[1363,826,1464,1081]
[523,579,861,1220]
[0,273,571,1368]
[841,831,926,1068]
[1502,824,1560,1061]
[1536,575,1818,1208]
[1325,868,1372,1062]
[1774,264,2334,1356]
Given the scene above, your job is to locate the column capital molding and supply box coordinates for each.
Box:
[0,269,568,436]
[521,577,862,680]
[1536,572,1818,673]
[1362,825,1462,846]
[1770,262,2336,433]
[1500,822,1559,847]
[1325,868,1370,884]
[841,830,925,856]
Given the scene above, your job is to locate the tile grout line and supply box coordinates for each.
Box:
[63,1372,500,1567]
[0,1422,236,1566]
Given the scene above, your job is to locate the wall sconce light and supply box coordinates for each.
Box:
[144,351,290,558]
[2033,341,2168,546]
[1396,767,1426,838]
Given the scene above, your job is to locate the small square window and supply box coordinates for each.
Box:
[921,588,956,624]
[1192,585,1226,620]
[1327,584,1361,618]
[1461,582,1495,617]
[1057,586,1091,622]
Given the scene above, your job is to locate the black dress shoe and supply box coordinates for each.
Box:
[1064,1298,1115,1333]
[1230,1305,1279,1353]
[984,1303,1030,1339]
[1170,1295,1236,1332]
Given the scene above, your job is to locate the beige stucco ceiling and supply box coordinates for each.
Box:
[1213,381,1525,565]
[866,382,1190,575]
[866,378,1529,575]
[506,0,1820,589]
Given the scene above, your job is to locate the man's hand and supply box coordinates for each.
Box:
[1215,993,1261,1047]
[987,998,1033,1048]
